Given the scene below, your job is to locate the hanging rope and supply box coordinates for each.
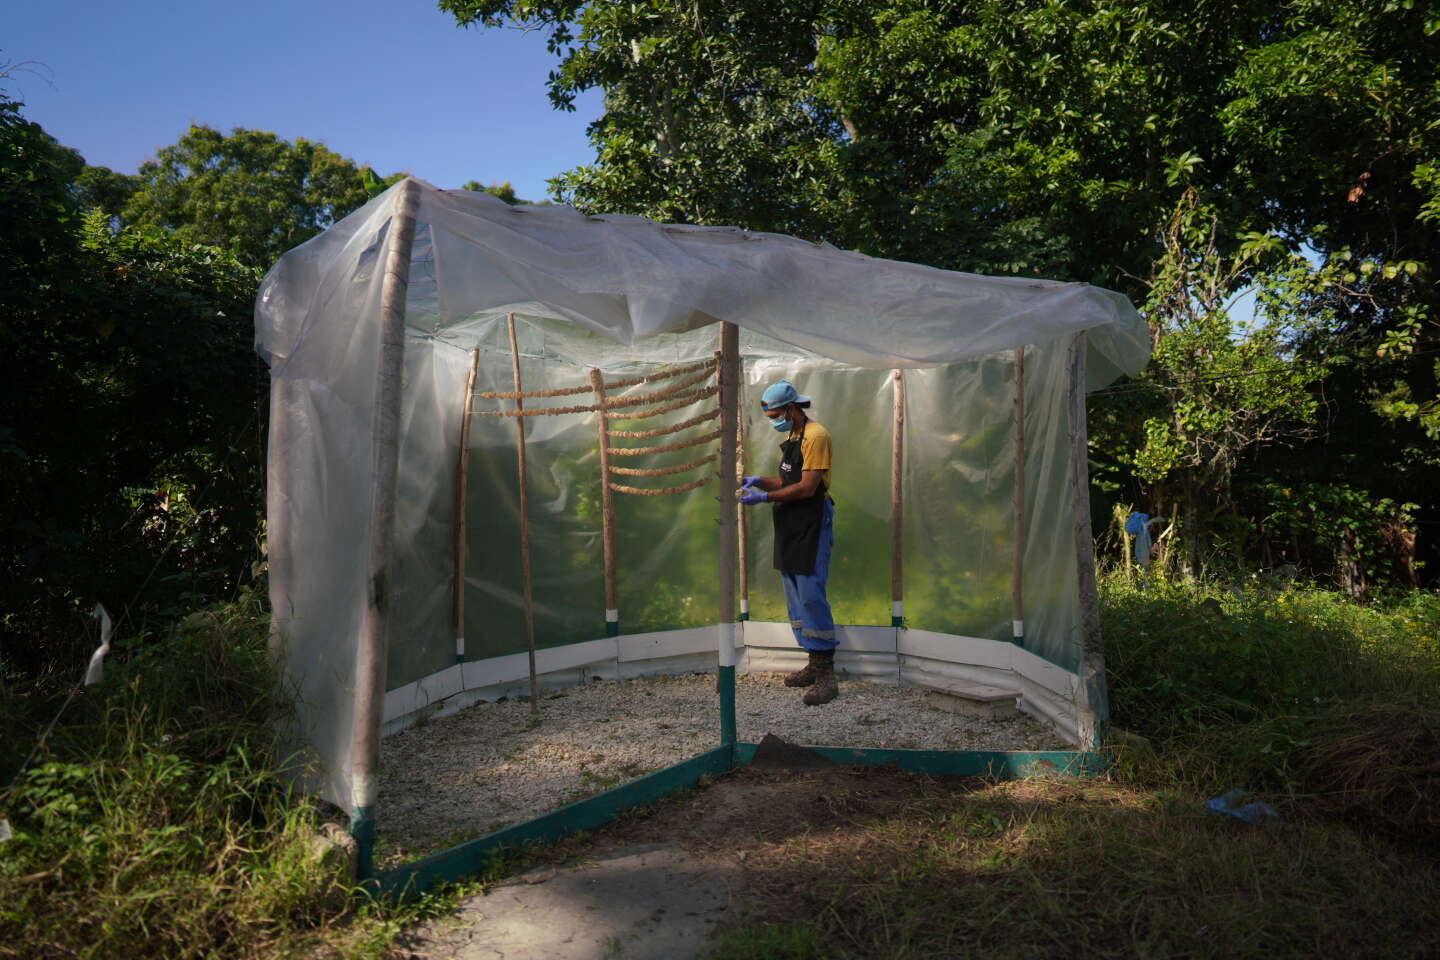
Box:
[478,357,717,401]
[603,357,716,391]
[604,366,716,405]
[479,381,591,401]
[477,379,717,420]
[608,428,724,457]
[610,474,716,496]
[605,385,720,421]
[607,408,720,439]
[609,453,717,477]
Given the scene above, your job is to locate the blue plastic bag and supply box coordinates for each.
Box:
[1124,511,1149,536]
[1206,789,1281,826]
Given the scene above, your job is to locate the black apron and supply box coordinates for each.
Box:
[772,432,828,575]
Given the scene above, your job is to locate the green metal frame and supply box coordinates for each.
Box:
[364,622,1107,899]
[370,739,1103,900]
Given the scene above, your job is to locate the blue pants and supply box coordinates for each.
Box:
[782,500,837,652]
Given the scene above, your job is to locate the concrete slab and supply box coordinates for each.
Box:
[404,843,739,960]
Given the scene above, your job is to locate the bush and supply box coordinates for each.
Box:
[0,588,371,960]
[1102,576,1440,839]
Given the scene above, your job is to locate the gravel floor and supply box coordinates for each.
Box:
[375,672,1068,865]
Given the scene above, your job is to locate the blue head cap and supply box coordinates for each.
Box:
[760,380,811,411]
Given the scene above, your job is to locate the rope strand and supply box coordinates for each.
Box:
[607,408,719,438]
[609,453,717,477]
[611,474,715,496]
[608,428,724,457]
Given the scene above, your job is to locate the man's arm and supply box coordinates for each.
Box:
[764,470,824,503]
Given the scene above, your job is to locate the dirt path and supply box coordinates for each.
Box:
[398,761,961,959]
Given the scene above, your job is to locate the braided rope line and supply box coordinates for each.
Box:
[605,385,719,421]
[603,357,716,391]
[478,381,591,401]
[610,474,715,496]
[609,453,717,477]
[608,427,724,457]
[606,408,719,439]
[477,400,601,418]
[478,357,717,401]
[602,366,716,407]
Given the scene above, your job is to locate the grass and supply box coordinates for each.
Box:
[4,576,1438,958]
[0,587,437,960]
[708,577,1440,958]
[710,776,1440,959]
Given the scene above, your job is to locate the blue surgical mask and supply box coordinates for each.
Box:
[771,417,792,433]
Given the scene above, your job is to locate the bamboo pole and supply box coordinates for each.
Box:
[590,368,619,637]
[716,324,740,753]
[1012,346,1026,647]
[736,377,749,623]
[890,370,905,628]
[1066,332,1109,751]
[266,375,292,659]
[452,349,479,664]
[507,313,539,715]
[350,178,419,879]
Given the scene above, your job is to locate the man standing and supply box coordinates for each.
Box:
[739,380,838,705]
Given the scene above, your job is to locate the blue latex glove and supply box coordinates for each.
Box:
[741,475,763,489]
[739,487,769,505]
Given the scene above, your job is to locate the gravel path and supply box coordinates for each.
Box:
[375,672,1067,865]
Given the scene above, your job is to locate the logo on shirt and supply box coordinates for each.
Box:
[780,461,794,474]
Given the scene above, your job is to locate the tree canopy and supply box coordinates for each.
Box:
[121,125,394,268]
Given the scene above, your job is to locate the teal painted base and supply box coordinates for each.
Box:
[891,615,904,627]
[718,664,736,750]
[605,620,619,638]
[351,805,375,880]
[373,744,734,900]
[1010,636,1024,647]
[738,612,749,622]
[735,742,1102,777]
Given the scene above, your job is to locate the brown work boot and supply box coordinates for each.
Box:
[802,651,838,706]
[783,651,820,687]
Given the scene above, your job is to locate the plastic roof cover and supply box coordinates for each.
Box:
[255,179,1147,805]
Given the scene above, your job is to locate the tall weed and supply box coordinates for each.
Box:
[1102,576,1440,836]
[0,587,376,959]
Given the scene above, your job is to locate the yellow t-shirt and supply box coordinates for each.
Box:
[790,419,831,493]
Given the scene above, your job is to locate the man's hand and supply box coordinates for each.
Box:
[739,487,769,505]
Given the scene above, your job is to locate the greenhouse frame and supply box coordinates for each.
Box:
[256,178,1149,893]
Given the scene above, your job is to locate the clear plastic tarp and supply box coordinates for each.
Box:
[257,180,1147,806]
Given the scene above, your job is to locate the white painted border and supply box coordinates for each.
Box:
[381,622,1083,746]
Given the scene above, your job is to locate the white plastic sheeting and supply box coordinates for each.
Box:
[257,179,1147,806]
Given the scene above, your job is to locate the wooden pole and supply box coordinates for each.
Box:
[1066,332,1109,751]
[452,348,479,664]
[716,323,740,752]
[890,370,905,628]
[589,368,619,637]
[1011,346,1026,647]
[736,373,749,623]
[508,313,540,715]
[266,375,292,659]
[350,177,419,879]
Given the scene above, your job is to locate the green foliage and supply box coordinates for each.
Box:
[448,0,1440,588]
[122,125,387,268]
[461,179,528,204]
[1,100,266,683]
[1254,482,1419,595]
[1102,577,1440,800]
[0,591,361,960]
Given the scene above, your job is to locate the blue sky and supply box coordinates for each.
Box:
[8,0,603,202]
